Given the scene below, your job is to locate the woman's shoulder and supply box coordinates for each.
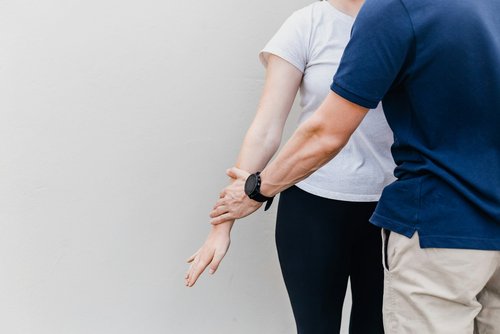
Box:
[286,2,352,29]
[289,2,329,20]
[271,3,321,40]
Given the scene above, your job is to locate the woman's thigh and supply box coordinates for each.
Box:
[276,186,382,334]
[347,203,384,334]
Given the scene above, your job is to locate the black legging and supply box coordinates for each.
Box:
[276,186,384,334]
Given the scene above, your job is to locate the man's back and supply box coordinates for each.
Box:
[331,0,500,249]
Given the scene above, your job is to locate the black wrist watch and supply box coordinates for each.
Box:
[244,172,274,211]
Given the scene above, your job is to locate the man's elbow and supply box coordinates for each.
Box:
[319,132,348,158]
[306,118,349,157]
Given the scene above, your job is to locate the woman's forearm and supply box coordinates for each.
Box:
[235,123,282,173]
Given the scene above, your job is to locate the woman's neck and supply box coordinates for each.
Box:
[327,0,365,18]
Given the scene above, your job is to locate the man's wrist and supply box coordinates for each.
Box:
[259,170,276,198]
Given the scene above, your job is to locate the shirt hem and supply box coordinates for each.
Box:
[259,48,305,73]
[370,213,417,238]
[330,81,378,109]
[370,213,500,251]
[295,182,381,202]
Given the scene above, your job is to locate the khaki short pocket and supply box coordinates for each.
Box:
[381,228,391,272]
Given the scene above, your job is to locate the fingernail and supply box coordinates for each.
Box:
[209,269,214,274]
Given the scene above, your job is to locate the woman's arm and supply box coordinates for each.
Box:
[185,55,302,287]
[234,54,303,171]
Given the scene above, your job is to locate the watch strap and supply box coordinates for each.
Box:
[263,197,274,211]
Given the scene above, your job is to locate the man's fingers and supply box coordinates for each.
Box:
[213,197,228,210]
[210,213,234,225]
[226,167,250,180]
[210,205,228,218]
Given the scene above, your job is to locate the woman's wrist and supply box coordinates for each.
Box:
[211,220,234,233]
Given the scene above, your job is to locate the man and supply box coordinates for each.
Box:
[210,0,500,332]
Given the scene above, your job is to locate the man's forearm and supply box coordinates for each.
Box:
[259,92,368,197]
[259,116,346,196]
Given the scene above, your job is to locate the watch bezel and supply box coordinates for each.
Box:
[244,172,275,211]
[244,173,260,198]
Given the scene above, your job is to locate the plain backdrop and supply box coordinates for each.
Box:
[0,0,352,333]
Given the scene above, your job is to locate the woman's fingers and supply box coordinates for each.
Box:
[187,253,214,287]
[186,249,200,263]
[186,250,200,283]
[208,249,227,274]
[185,260,196,284]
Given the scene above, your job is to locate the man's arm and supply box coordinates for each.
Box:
[210,91,368,224]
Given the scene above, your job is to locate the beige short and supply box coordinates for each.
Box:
[381,230,500,334]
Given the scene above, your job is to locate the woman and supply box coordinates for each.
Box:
[186,1,395,333]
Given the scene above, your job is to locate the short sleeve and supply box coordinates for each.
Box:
[259,9,311,73]
[330,0,414,108]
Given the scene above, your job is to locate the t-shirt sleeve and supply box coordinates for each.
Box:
[331,0,414,108]
[259,9,311,73]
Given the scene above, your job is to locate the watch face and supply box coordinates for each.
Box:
[244,174,258,196]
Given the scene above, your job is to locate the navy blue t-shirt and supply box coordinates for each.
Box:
[331,0,500,249]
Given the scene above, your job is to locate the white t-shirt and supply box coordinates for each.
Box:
[260,1,396,201]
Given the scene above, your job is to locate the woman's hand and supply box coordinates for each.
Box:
[185,222,233,287]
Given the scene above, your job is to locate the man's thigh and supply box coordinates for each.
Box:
[475,265,500,334]
[381,230,500,334]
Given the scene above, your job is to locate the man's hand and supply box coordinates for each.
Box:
[210,167,262,225]
[185,222,232,287]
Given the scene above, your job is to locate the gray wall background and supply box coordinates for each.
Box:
[0,0,351,333]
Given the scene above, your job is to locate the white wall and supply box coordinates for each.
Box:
[0,1,351,333]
